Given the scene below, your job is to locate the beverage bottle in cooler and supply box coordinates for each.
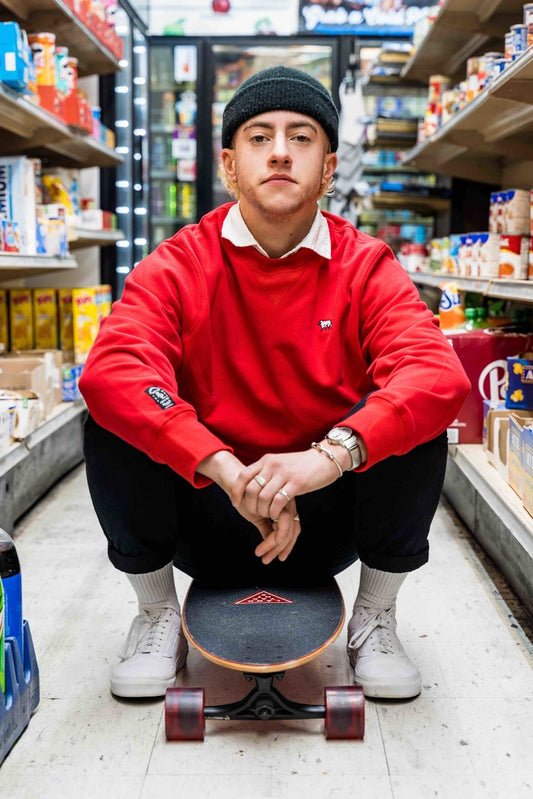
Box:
[0,528,23,662]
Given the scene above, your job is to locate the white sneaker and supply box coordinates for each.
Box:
[347,605,421,699]
[110,604,188,698]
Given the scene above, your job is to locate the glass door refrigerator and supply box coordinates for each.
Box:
[148,36,345,251]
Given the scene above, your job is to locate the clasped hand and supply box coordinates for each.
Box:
[230,448,342,565]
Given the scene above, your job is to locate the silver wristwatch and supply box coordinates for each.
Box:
[326,426,362,470]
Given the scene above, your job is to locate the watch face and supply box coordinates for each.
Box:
[330,427,351,441]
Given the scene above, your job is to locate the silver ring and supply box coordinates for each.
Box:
[277,489,292,501]
[293,514,300,522]
[254,475,266,487]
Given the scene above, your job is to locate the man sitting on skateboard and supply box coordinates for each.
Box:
[80,66,470,701]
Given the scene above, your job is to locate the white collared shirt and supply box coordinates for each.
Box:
[221,202,331,260]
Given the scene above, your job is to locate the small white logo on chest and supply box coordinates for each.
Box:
[318,319,333,331]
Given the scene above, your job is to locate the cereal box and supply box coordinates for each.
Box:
[8,289,33,350]
[0,156,38,254]
[72,287,98,364]
[32,288,58,350]
[505,353,533,409]
[58,288,74,359]
[0,289,8,353]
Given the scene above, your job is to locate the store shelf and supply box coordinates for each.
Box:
[403,48,533,187]
[401,0,525,84]
[0,252,77,280]
[68,228,124,250]
[0,0,121,76]
[0,399,87,534]
[372,192,451,214]
[411,271,533,302]
[0,83,123,168]
[444,444,533,613]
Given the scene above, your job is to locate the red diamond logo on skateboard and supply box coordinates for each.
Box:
[232,590,294,605]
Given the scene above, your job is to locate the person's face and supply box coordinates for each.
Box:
[221,110,337,221]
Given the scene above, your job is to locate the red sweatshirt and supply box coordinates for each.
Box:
[80,203,470,487]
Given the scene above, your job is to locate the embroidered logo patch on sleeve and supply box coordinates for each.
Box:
[145,386,176,409]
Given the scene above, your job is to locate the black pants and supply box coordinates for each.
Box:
[83,415,448,586]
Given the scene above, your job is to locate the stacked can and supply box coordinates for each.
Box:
[28,32,56,87]
[55,45,70,95]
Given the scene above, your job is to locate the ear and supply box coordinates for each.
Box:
[221,148,236,182]
[323,152,337,183]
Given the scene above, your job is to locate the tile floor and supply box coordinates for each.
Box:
[1,464,532,799]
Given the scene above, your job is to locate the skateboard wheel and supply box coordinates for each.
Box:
[165,687,205,741]
[324,686,365,740]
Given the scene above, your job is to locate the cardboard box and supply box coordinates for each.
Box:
[508,413,533,498]
[446,329,533,443]
[0,389,43,439]
[506,353,533,410]
[0,359,47,412]
[521,424,533,517]
[0,355,58,417]
[4,349,62,409]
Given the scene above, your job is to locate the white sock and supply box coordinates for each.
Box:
[354,564,408,611]
[127,563,180,612]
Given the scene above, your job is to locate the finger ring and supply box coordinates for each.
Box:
[254,475,266,487]
[293,514,300,522]
[277,489,292,501]
[271,518,279,524]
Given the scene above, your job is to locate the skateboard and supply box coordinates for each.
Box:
[165,578,365,741]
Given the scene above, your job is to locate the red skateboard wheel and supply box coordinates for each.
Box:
[165,687,205,741]
[324,686,365,740]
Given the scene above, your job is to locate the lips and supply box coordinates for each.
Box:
[263,174,296,184]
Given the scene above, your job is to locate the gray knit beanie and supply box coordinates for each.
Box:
[221,65,339,152]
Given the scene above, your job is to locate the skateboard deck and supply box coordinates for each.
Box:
[181,579,345,673]
[165,578,365,741]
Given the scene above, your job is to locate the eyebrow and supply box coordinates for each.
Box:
[242,119,319,134]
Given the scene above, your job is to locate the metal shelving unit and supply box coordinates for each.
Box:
[403,0,533,613]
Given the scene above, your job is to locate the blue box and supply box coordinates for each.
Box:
[62,363,83,401]
[0,22,30,92]
[506,354,533,410]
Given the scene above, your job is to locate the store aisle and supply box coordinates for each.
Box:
[1,464,532,799]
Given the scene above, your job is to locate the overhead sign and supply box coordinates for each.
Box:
[149,0,299,36]
[298,0,434,36]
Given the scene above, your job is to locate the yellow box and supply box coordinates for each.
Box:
[0,289,8,353]
[32,288,58,350]
[8,289,33,350]
[73,287,98,364]
[57,288,74,359]
[95,284,112,323]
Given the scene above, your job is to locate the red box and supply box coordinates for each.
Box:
[446,329,533,443]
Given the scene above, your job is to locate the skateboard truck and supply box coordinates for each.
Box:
[165,673,364,741]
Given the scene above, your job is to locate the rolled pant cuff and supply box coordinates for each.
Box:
[107,544,174,576]
[359,546,429,574]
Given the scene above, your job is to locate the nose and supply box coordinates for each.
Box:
[268,131,291,165]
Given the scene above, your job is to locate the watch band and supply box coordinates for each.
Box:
[325,426,361,470]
